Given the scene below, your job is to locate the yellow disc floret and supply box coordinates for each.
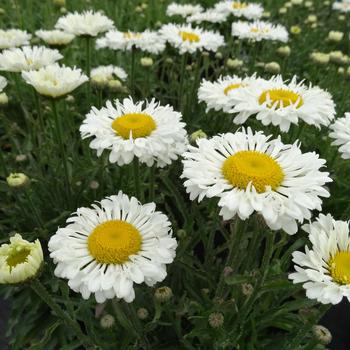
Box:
[179,31,200,43]
[112,113,156,139]
[6,247,31,270]
[259,89,304,109]
[224,83,245,95]
[222,150,284,193]
[328,251,350,285]
[232,2,248,9]
[123,32,142,40]
[88,220,142,264]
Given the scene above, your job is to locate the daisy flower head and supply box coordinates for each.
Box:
[0,234,43,285]
[182,128,331,234]
[329,113,350,159]
[332,1,350,13]
[80,97,188,167]
[35,29,75,46]
[187,9,229,24]
[55,10,114,37]
[96,29,165,55]
[166,3,204,18]
[232,20,288,42]
[215,1,263,20]
[91,65,127,87]
[198,74,258,113]
[229,75,336,132]
[160,24,225,54]
[48,191,177,303]
[0,46,63,73]
[0,29,32,49]
[289,214,350,304]
[21,63,88,98]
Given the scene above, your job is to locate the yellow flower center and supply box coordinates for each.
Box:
[6,247,31,269]
[123,32,142,40]
[259,89,304,109]
[88,220,142,264]
[328,251,350,285]
[232,2,248,9]
[250,27,269,34]
[112,113,156,139]
[179,31,200,42]
[224,83,245,95]
[222,150,284,193]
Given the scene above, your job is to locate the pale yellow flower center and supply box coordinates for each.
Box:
[259,89,304,108]
[250,27,270,34]
[123,32,142,40]
[222,150,284,193]
[112,113,156,139]
[224,83,245,95]
[179,31,200,42]
[232,2,248,9]
[88,220,142,264]
[6,247,31,270]
[328,251,350,285]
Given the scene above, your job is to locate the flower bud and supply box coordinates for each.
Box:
[137,308,149,320]
[190,129,207,144]
[279,7,287,14]
[265,62,281,74]
[327,31,343,42]
[208,312,224,328]
[53,0,65,7]
[215,52,223,60]
[108,79,123,92]
[154,286,173,303]
[176,229,187,239]
[89,180,99,190]
[226,58,243,69]
[310,52,330,65]
[306,15,317,23]
[276,45,291,57]
[0,92,8,105]
[15,154,27,163]
[140,57,154,67]
[312,325,332,345]
[6,173,29,189]
[100,314,115,329]
[223,266,233,277]
[241,283,253,296]
[290,26,301,35]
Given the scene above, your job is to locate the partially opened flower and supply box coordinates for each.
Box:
[187,9,229,24]
[0,46,63,72]
[182,128,331,234]
[96,29,165,54]
[48,191,177,303]
[229,75,335,132]
[80,97,188,167]
[232,21,288,42]
[160,24,225,54]
[215,1,263,20]
[198,74,258,113]
[0,75,7,92]
[166,3,204,18]
[22,63,88,98]
[0,234,43,284]
[329,113,350,159]
[289,214,350,304]
[91,65,127,88]
[0,29,32,49]
[55,10,114,37]
[35,29,75,46]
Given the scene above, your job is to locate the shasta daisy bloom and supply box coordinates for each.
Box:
[0,234,43,284]
[0,46,63,73]
[55,10,114,37]
[0,29,32,49]
[48,191,177,303]
[166,3,204,18]
[21,63,88,98]
[229,75,336,132]
[80,97,188,167]
[182,128,331,235]
[214,1,263,20]
[232,21,288,42]
[332,1,350,13]
[329,113,350,159]
[289,214,350,304]
[96,29,165,54]
[198,74,258,113]
[91,65,127,87]
[187,9,229,24]
[35,29,75,46]
[160,24,225,54]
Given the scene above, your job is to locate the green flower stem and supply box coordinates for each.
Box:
[85,36,92,103]
[130,46,136,96]
[178,53,187,113]
[24,190,44,229]
[0,148,8,176]
[30,279,94,349]
[149,165,155,202]
[34,90,45,132]
[133,157,142,200]
[51,99,72,204]
[126,303,150,348]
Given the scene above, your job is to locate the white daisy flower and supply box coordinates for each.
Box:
[0,29,32,49]
[329,113,350,159]
[48,191,177,303]
[160,23,225,54]
[229,75,336,132]
[166,3,204,18]
[96,29,165,54]
[215,1,263,20]
[187,9,229,24]
[0,234,43,285]
[289,214,350,305]
[0,76,7,92]
[55,10,114,37]
[0,46,63,73]
[21,63,88,98]
[91,65,127,87]
[232,20,288,42]
[35,29,75,46]
[80,97,188,167]
[198,74,259,113]
[333,1,350,13]
[182,128,331,235]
